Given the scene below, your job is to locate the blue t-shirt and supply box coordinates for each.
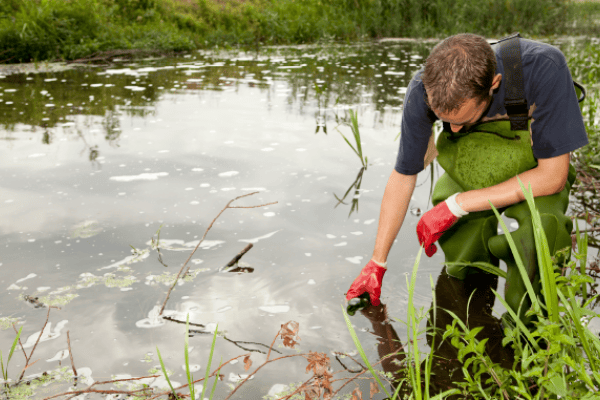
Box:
[395,38,589,175]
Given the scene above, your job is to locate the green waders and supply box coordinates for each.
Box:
[431,120,575,325]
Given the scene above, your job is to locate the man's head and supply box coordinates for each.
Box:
[422,33,502,132]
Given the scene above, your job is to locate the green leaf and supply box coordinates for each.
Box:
[156,347,178,399]
[490,200,541,314]
[201,324,219,400]
[342,306,391,398]
[444,261,507,279]
[185,314,194,400]
[209,359,222,400]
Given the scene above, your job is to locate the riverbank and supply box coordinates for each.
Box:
[1,0,598,64]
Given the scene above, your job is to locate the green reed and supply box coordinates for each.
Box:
[0,326,23,388]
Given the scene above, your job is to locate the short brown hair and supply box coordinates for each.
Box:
[422,33,497,114]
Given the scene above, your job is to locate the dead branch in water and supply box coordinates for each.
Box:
[66,331,77,380]
[158,191,277,316]
[224,243,254,268]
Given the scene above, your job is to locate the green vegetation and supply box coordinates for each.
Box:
[345,182,600,399]
[1,0,595,64]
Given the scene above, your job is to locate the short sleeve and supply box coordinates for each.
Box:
[529,59,588,158]
[395,74,436,175]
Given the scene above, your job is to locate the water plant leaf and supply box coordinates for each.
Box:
[491,289,541,352]
[185,314,194,400]
[444,261,507,279]
[209,359,222,400]
[517,177,559,323]
[156,347,178,399]
[341,306,390,398]
[489,200,541,314]
[201,323,219,400]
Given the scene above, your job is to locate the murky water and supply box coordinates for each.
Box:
[0,39,598,398]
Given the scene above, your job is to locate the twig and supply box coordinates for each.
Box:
[223,354,309,400]
[66,331,77,379]
[224,243,254,268]
[18,307,57,382]
[279,376,315,400]
[40,375,160,400]
[221,336,281,355]
[266,326,282,361]
[162,316,206,328]
[158,192,277,316]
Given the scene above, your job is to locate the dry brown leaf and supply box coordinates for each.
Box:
[280,321,301,348]
[243,354,252,371]
[351,386,363,400]
[369,381,380,399]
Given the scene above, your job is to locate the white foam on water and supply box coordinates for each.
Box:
[350,231,363,235]
[218,171,239,177]
[259,305,290,313]
[16,273,37,283]
[268,384,290,398]
[228,372,253,383]
[221,187,236,191]
[307,279,316,285]
[45,104,55,107]
[238,230,281,244]
[135,306,166,329]
[99,252,150,270]
[326,234,336,239]
[363,219,376,225]
[217,306,232,313]
[4,89,17,92]
[305,253,311,257]
[263,212,275,217]
[28,153,46,158]
[109,172,168,182]
[37,287,51,292]
[124,86,146,91]
[334,242,347,247]
[90,83,103,87]
[22,320,69,348]
[191,259,203,264]
[46,349,70,362]
[191,168,204,172]
[181,364,201,372]
[345,256,363,264]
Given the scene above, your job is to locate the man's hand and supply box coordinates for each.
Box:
[417,193,468,257]
[346,260,387,306]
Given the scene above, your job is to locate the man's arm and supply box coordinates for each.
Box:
[372,170,418,263]
[455,153,570,212]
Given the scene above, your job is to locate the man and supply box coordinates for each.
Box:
[346,33,588,321]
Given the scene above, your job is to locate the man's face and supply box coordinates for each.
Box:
[433,96,492,133]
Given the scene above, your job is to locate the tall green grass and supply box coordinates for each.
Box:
[0,0,581,64]
[345,182,600,399]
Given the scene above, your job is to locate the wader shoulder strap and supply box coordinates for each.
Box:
[498,32,529,131]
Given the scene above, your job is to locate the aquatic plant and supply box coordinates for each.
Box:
[336,109,368,168]
[0,326,22,386]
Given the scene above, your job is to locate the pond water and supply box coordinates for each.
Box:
[0,38,598,399]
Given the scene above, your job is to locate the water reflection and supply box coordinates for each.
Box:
[361,267,512,397]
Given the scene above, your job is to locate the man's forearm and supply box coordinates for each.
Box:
[456,153,570,213]
[372,170,417,263]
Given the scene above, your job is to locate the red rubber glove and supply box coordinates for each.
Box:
[417,193,468,257]
[346,260,387,306]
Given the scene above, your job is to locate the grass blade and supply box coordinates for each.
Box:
[348,110,363,159]
[575,219,589,303]
[517,178,559,323]
[489,200,541,313]
[156,347,178,399]
[185,314,194,400]
[444,261,507,279]
[201,323,219,400]
[342,306,391,398]
[492,289,541,352]
[209,359,222,400]
[406,246,424,400]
